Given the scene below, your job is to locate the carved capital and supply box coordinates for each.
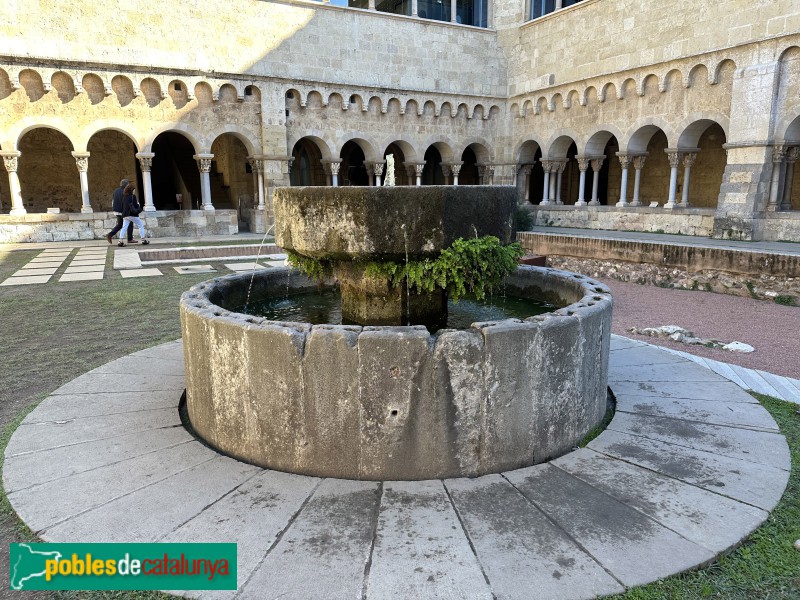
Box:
[0,151,21,172]
[616,153,632,169]
[540,159,555,173]
[440,163,451,178]
[555,160,566,175]
[773,144,787,163]
[450,164,461,176]
[590,156,605,172]
[328,160,341,176]
[194,154,214,173]
[72,152,90,173]
[576,157,590,172]
[787,146,800,164]
[414,163,425,177]
[666,150,682,169]
[248,156,265,174]
[136,152,155,172]
[632,155,648,170]
[373,162,385,177]
[682,152,698,169]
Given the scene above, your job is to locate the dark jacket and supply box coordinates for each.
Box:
[122,193,141,217]
[112,186,126,214]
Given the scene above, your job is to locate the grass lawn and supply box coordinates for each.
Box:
[0,247,797,598]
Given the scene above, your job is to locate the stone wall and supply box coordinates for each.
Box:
[526,206,716,237]
[0,210,238,243]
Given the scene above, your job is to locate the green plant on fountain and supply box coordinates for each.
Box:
[288,236,523,303]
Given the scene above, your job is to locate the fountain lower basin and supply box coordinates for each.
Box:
[180,265,612,480]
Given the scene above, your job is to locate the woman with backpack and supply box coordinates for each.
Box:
[118,183,149,247]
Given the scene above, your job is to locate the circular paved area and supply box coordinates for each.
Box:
[3,335,790,599]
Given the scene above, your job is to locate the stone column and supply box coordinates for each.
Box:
[451,163,461,186]
[72,151,93,213]
[680,151,699,207]
[411,0,418,16]
[369,0,376,8]
[664,149,682,209]
[364,161,376,186]
[1,151,26,215]
[767,145,786,212]
[450,0,457,22]
[521,165,532,203]
[414,163,425,186]
[575,157,589,206]
[630,154,647,207]
[330,160,342,187]
[440,163,452,185]
[373,161,385,187]
[486,165,495,185]
[248,156,266,209]
[589,156,604,206]
[322,162,332,186]
[555,0,563,8]
[540,160,553,205]
[136,152,156,212]
[193,153,215,211]
[781,147,800,210]
[554,160,566,204]
[615,153,631,207]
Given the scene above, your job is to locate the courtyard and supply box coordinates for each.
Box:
[0,231,798,598]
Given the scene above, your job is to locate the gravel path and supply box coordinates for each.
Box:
[602,278,800,380]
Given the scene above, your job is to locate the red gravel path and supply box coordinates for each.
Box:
[602,278,800,380]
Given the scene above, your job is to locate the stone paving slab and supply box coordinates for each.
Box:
[42,456,259,543]
[9,441,207,533]
[2,338,791,599]
[237,479,379,600]
[616,395,779,431]
[163,470,319,600]
[12,267,58,276]
[550,448,768,554]
[609,361,730,383]
[3,427,193,493]
[26,258,66,265]
[224,262,264,271]
[63,265,105,274]
[6,407,181,456]
[367,480,492,600]
[20,389,178,422]
[119,268,163,278]
[59,272,104,282]
[505,464,715,587]
[173,265,216,274]
[608,412,789,467]
[69,259,107,266]
[588,430,789,511]
[0,275,50,285]
[445,473,624,599]
[610,378,759,402]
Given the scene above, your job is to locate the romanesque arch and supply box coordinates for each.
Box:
[210,133,255,210]
[626,124,669,207]
[151,131,201,209]
[86,129,140,212]
[677,120,728,208]
[290,137,326,186]
[17,126,80,213]
[516,140,544,205]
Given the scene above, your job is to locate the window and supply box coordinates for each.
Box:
[529,0,582,20]
[417,0,450,23]
[376,0,411,16]
[457,0,488,27]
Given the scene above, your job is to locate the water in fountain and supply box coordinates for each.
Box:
[242,223,275,313]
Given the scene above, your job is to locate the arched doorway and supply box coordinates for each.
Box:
[633,128,669,206]
[679,121,728,208]
[384,142,409,186]
[422,146,444,185]
[517,140,544,205]
[460,147,480,185]
[290,138,325,186]
[340,141,369,186]
[210,134,253,210]
[87,130,139,212]
[18,128,80,213]
[151,132,200,210]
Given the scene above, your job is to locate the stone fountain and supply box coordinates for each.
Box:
[180,185,612,480]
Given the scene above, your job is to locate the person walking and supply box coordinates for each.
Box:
[105,178,134,244]
[117,183,149,246]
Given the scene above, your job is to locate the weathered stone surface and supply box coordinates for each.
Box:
[551,449,768,554]
[367,480,491,599]
[238,479,379,600]
[445,474,624,599]
[505,464,715,587]
[588,430,789,510]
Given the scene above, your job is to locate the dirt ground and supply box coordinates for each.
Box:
[602,277,800,380]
